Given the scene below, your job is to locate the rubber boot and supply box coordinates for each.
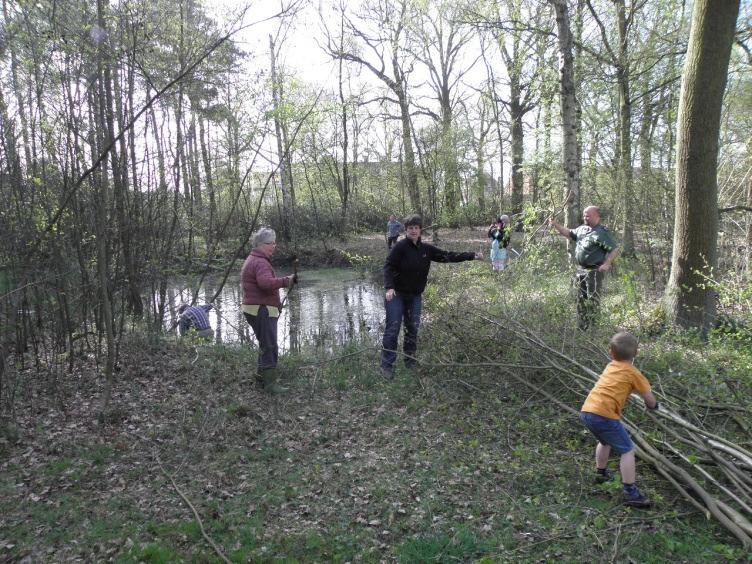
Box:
[261,368,288,394]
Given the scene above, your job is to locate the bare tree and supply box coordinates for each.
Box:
[270,32,296,241]
[411,0,475,215]
[585,0,639,254]
[493,0,547,218]
[325,0,422,215]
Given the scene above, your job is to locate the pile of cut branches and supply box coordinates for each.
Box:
[428,307,752,548]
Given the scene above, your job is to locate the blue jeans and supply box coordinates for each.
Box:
[381,292,422,372]
[580,411,635,455]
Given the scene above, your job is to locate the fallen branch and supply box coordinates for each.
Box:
[156,456,232,564]
[440,311,752,547]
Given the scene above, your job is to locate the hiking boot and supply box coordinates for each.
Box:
[623,488,651,508]
[380,367,394,379]
[594,469,614,484]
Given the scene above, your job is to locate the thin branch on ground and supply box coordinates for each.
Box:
[156,455,233,564]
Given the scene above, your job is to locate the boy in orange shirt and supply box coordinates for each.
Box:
[580,331,658,507]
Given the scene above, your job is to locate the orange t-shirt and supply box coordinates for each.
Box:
[581,360,651,420]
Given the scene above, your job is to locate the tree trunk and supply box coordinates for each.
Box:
[476,104,487,210]
[106,44,143,316]
[198,115,216,248]
[664,0,740,331]
[395,73,422,215]
[2,0,33,171]
[188,112,202,208]
[0,86,21,179]
[94,0,116,415]
[492,92,505,212]
[747,167,752,275]
[552,0,580,236]
[616,0,634,256]
[509,89,524,217]
[270,34,295,242]
[337,43,351,223]
[441,114,460,215]
[148,91,168,192]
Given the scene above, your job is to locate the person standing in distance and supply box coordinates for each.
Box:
[386,214,404,250]
[381,214,483,376]
[488,215,511,272]
[549,206,619,329]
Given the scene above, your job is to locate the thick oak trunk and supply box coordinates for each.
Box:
[665,0,740,331]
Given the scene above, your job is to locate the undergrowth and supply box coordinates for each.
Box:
[1,248,751,562]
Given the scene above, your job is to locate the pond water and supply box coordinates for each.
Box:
[162,268,384,353]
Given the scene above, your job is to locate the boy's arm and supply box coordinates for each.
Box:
[641,390,658,410]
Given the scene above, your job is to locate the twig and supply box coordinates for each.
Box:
[299,346,377,368]
[628,425,752,547]
[156,456,232,564]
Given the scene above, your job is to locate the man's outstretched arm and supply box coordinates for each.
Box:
[548,217,571,239]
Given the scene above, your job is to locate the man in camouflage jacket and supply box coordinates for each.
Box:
[549,206,619,329]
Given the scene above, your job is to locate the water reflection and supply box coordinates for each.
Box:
[163,269,383,353]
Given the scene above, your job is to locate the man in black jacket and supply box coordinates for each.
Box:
[381,214,483,376]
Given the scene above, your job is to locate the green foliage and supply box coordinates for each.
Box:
[121,542,181,563]
[227,403,253,418]
[339,250,379,273]
[4,229,752,561]
[397,527,491,563]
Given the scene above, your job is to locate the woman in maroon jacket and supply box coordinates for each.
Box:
[241,228,296,392]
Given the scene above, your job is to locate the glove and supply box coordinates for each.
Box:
[290,273,299,286]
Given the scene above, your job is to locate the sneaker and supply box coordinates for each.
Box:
[623,488,651,508]
[594,469,614,484]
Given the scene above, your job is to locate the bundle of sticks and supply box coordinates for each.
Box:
[433,310,752,547]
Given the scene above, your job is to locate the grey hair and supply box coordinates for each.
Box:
[252,227,276,248]
[499,214,510,224]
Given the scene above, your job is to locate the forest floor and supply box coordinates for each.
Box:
[1,228,749,562]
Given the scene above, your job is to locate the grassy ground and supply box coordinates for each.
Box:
[1,228,750,562]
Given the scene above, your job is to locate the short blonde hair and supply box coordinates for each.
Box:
[252,227,276,248]
[609,331,638,361]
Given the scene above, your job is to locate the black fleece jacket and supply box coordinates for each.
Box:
[384,238,476,295]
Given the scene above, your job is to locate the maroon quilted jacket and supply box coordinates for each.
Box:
[241,250,291,308]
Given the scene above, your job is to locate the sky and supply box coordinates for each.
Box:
[201,0,516,182]
[205,0,338,87]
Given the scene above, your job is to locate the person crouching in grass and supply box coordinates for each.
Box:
[579,331,659,507]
